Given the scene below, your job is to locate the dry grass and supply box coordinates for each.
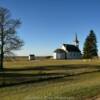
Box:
[4,59,100,68]
[0,59,100,100]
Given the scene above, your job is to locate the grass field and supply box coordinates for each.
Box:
[0,59,100,100]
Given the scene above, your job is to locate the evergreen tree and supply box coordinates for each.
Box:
[83,30,98,59]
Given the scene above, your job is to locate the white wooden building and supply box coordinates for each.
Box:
[53,34,82,59]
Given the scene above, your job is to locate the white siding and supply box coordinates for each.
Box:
[53,52,66,59]
[66,52,81,59]
[53,53,57,59]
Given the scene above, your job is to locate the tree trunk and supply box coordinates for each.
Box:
[0,15,4,71]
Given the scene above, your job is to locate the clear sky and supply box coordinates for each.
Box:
[0,0,100,56]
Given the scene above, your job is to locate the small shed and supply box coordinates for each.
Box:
[28,54,35,60]
[53,48,66,59]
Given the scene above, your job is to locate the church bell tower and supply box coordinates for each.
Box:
[73,33,79,48]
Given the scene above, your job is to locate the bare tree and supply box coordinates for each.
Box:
[0,7,24,71]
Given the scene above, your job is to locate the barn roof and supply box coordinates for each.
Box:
[54,48,66,53]
[63,44,81,52]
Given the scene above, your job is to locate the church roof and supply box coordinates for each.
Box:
[54,48,66,53]
[63,44,81,52]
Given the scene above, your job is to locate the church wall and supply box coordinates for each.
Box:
[66,52,81,59]
[53,52,66,59]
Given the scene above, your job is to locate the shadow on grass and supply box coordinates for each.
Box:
[0,72,66,88]
[4,64,100,71]
[0,69,100,88]
[0,64,100,88]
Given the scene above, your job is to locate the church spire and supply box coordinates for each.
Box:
[74,33,79,48]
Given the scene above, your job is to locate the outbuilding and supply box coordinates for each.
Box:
[28,54,35,60]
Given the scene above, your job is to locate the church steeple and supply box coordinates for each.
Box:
[73,33,79,48]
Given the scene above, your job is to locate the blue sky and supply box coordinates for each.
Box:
[0,0,100,56]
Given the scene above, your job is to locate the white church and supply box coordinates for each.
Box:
[53,34,82,59]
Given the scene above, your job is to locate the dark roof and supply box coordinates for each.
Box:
[54,48,66,53]
[29,54,35,56]
[63,44,81,52]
